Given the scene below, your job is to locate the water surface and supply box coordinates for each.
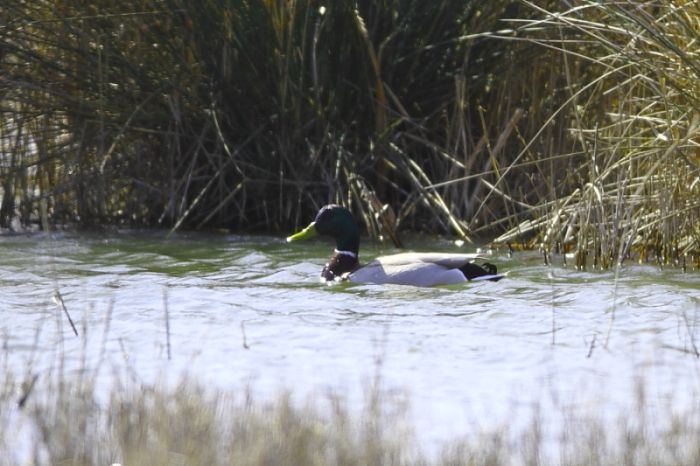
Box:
[1,231,699,449]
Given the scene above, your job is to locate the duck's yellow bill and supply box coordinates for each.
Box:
[286,222,317,242]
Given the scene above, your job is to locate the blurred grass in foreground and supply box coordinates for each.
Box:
[1,369,700,466]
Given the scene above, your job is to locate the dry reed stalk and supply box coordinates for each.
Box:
[52,290,78,337]
[163,288,171,361]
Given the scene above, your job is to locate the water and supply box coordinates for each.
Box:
[1,231,700,451]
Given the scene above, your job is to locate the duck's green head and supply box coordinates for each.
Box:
[286,204,360,254]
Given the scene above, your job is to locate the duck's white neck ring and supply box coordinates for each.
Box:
[334,249,357,259]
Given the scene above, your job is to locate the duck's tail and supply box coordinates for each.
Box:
[459,262,500,281]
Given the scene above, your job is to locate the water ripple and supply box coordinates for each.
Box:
[1,232,699,450]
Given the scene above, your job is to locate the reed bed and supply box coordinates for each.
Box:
[1,0,547,237]
[491,1,700,268]
[1,0,698,267]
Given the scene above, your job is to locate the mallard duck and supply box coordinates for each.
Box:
[286,204,503,286]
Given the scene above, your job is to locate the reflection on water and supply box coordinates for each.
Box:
[1,231,699,450]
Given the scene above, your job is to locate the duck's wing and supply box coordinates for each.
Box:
[347,259,467,287]
[373,252,484,269]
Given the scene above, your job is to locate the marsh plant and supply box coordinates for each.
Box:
[1,0,698,267]
[0,0,544,236]
[493,1,700,269]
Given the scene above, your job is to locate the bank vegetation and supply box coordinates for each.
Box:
[1,0,698,268]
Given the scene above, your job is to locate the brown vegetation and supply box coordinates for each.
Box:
[1,1,698,267]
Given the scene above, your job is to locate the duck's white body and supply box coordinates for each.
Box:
[346,253,499,286]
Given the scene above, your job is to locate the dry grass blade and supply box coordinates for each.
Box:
[52,290,78,337]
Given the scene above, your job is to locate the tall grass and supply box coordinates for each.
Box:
[491,1,700,268]
[1,0,698,266]
[1,0,549,237]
